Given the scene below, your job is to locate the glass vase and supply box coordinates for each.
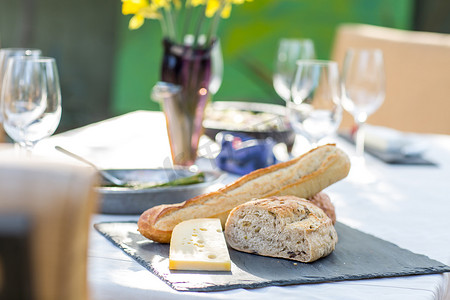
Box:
[154,38,213,166]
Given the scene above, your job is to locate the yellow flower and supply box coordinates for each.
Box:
[220,2,232,18]
[141,5,161,17]
[122,0,161,29]
[205,0,252,19]
[121,0,251,37]
[153,0,170,8]
[205,0,220,17]
[173,0,182,9]
[122,0,148,15]
[129,14,145,29]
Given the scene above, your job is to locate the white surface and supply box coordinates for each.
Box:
[35,111,173,169]
[39,111,450,300]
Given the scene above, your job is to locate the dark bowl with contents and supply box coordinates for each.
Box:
[98,168,224,215]
[203,101,295,151]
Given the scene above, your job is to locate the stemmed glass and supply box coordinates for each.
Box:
[0,48,42,122]
[288,60,342,152]
[209,39,223,95]
[0,56,62,153]
[341,48,385,182]
[273,38,315,102]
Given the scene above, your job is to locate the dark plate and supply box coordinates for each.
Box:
[203,101,295,150]
[97,169,224,215]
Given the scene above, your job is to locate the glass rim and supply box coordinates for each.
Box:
[0,48,42,53]
[295,59,338,66]
[7,56,56,63]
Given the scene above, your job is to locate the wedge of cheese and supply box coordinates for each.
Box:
[169,218,231,271]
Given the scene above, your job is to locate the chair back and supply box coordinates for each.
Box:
[331,23,450,134]
[0,150,99,300]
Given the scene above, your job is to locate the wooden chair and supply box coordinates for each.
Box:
[0,150,99,300]
[331,23,450,134]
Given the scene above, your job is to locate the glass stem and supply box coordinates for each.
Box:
[16,143,32,157]
[24,145,34,157]
[355,119,366,158]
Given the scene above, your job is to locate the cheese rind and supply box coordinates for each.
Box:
[169,218,231,271]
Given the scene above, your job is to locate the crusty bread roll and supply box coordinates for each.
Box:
[224,196,338,262]
[138,144,349,243]
[309,192,336,224]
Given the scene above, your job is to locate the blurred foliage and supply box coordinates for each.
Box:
[113,0,414,114]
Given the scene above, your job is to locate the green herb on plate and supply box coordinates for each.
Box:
[137,172,206,189]
[103,172,206,189]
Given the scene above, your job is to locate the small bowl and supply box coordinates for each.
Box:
[203,101,295,151]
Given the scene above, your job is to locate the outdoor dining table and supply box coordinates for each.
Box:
[35,110,450,300]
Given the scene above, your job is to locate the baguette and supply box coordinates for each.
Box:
[138,144,350,243]
[224,196,337,262]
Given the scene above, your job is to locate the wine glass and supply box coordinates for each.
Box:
[1,56,62,152]
[341,48,385,182]
[209,39,223,95]
[273,38,315,102]
[288,60,342,152]
[0,48,42,122]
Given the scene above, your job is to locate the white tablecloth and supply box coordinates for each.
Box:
[37,111,450,300]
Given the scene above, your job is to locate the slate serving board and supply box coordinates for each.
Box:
[94,222,450,292]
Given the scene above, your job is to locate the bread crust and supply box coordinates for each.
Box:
[224,196,338,262]
[137,205,173,243]
[309,192,336,224]
[138,144,349,243]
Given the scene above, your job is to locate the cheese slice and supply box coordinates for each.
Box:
[169,218,231,271]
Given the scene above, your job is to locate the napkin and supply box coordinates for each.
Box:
[364,125,428,155]
[341,125,436,165]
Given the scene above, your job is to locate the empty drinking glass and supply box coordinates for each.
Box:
[341,48,385,157]
[1,56,62,152]
[273,38,315,102]
[288,60,342,151]
[209,39,223,95]
[341,48,385,183]
[0,48,42,122]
